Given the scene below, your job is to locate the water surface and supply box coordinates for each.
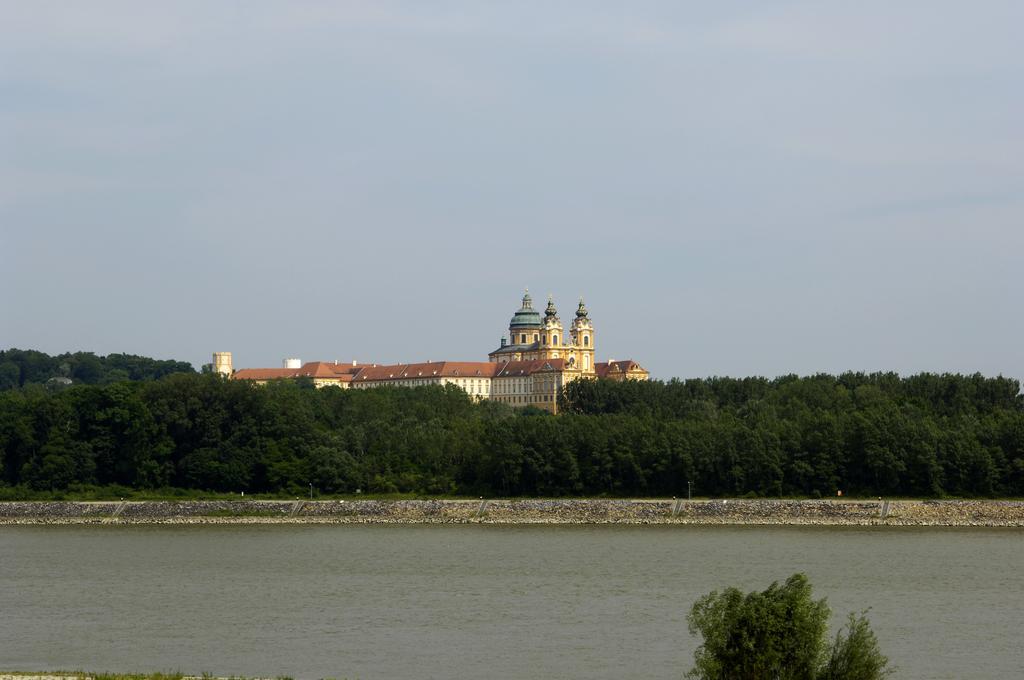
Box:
[2,525,1022,679]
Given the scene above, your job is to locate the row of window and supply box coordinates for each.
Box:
[516,332,590,347]
[354,378,571,399]
[350,380,568,405]
[496,394,556,404]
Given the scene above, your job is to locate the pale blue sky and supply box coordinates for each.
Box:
[2,1,1022,379]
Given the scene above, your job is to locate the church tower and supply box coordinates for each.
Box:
[541,295,564,359]
[570,298,595,374]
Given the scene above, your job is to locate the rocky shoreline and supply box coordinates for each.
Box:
[1,499,1023,526]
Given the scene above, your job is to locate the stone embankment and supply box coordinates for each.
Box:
[0,499,1022,526]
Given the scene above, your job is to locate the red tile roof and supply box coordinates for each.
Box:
[296,362,360,379]
[494,358,566,377]
[594,360,645,378]
[233,357,618,383]
[352,361,499,382]
[232,368,300,380]
[233,361,361,382]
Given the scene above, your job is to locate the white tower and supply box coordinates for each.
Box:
[212,352,233,376]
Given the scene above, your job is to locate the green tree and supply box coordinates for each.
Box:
[0,362,21,390]
[820,613,891,680]
[686,573,890,680]
[306,443,360,493]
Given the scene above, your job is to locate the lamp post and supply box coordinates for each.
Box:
[309,483,313,501]
[687,480,692,501]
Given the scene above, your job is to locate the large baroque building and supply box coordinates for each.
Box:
[220,291,648,413]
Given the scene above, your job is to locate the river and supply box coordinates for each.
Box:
[2,525,1022,679]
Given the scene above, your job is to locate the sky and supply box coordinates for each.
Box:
[2,1,1022,380]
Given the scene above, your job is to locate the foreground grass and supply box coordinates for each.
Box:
[0,673,314,680]
[1,673,194,679]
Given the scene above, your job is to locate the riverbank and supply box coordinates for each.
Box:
[0,671,272,675]
[1,498,1023,526]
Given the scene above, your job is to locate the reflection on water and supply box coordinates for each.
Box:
[2,525,1022,679]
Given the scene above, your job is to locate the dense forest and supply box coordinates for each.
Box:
[0,366,1021,498]
[0,348,195,390]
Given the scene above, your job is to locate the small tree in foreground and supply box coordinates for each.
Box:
[819,612,891,680]
[687,573,891,680]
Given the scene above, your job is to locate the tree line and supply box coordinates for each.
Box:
[0,348,195,390]
[0,367,1022,498]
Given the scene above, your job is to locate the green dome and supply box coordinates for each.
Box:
[509,290,542,329]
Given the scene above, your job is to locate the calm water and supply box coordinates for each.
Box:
[2,525,1022,679]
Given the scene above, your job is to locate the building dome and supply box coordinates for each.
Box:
[509,290,542,329]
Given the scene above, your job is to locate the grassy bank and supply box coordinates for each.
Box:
[0,673,302,680]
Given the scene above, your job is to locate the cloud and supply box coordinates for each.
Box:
[707,1,1024,73]
[1,1,1022,377]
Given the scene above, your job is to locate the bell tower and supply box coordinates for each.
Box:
[570,298,595,374]
[541,295,563,359]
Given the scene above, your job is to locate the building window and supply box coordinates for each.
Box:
[554,336,558,345]
[583,335,589,347]
[520,334,526,343]
[533,333,539,342]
